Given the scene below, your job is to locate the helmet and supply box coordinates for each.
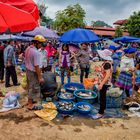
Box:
[34,35,46,43]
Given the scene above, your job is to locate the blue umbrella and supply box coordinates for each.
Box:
[129,39,140,43]
[22,26,59,39]
[59,28,99,43]
[114,36,140,42]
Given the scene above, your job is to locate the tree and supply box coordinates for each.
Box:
[40,16,54,28]
[54,4,86,34]
[91,20,112,27]
[115,26,123,37]
[37,2,54,28]
[125,11,140,37]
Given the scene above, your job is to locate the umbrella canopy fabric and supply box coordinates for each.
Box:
[114,36,140,42]
[0,34,33,41]
[58,43,80,53]
[0,2,38,33]
[129,39,140,43]
[0,0,39,21]
[59,28,99,43]
[23,26,59,39]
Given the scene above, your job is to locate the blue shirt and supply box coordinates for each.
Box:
[4,45,16,66]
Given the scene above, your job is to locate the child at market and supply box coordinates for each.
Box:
[59,44,71,85]
[92,49,113,119]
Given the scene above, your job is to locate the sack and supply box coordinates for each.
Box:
[21,75,27,90]
[107,87,123,97]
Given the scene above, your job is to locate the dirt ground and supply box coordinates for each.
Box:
[0,62,140,140]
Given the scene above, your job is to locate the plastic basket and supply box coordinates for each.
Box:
[76,102,93,114]
[64,82,84,93]
[106,95,123,108]
[74,89,97,104]
[57,92,75,101]
[56,101,75,115]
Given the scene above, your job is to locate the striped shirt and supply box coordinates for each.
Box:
[25,45,40,72]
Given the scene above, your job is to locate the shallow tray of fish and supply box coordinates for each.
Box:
[77,91,93,98]
[59,92,74,99]
[77,105,91,111]
[57,101,75,111]
[66,86,78,91]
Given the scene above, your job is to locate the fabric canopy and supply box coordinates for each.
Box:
[0,34,33,41]
[0,0,39,21]
[0,2,38,33]
[60,28,99,43]
[23,26,59,39]
[114,36,140,42]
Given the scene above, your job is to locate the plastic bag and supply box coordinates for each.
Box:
[21,75,27,90]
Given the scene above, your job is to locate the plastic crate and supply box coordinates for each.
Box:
[106,95,123,108]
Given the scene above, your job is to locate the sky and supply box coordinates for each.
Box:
[35,0,140,26]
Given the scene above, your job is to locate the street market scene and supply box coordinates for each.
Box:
[0,0,140,140]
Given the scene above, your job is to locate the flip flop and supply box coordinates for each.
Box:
[90,114,103,120]
[28,105,43,110]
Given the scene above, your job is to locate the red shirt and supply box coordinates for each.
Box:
[45,45,56,58]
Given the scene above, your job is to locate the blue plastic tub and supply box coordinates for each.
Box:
[76,102,93,114]
[64,82,84,93]
[74,89,97,104]
[56,101,76,115]
[58,92,75,101]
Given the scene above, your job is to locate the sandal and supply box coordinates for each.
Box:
[91,114,103,120]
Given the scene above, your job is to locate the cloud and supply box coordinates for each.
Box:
[36,0,140,26]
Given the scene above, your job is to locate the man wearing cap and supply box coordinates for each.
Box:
[4,40,20,87]
[25,35,46,110]
[77,43,90,83]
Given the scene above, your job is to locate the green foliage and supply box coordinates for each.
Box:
[125,11,140,37]
[91,20,112,27]
[40,15,54,27]
[54,4,86,34]
[115,26,123,37]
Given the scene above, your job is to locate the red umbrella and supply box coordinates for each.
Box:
[0,0,39,21]
[0,2,38,33]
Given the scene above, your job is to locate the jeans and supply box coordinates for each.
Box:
[60,67,70,85]
[80,66,90,83]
